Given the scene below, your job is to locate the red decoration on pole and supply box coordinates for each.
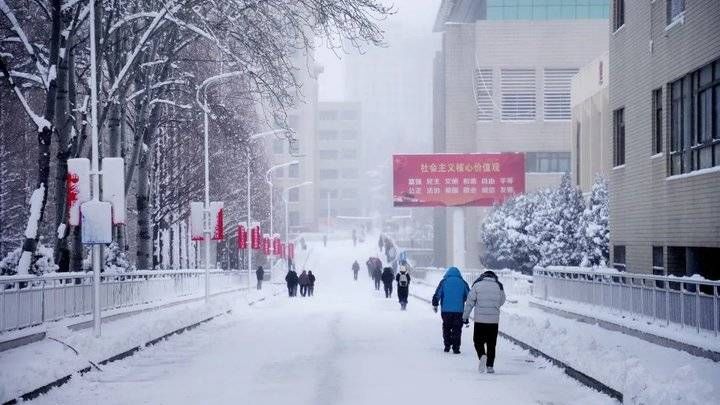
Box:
[288,243,295,260]
[212,205,224,240]
[281,243,286,259]
[272,235,281,256]
[263,234,271,255]
[237,224,248,249]
[251,222,262,249]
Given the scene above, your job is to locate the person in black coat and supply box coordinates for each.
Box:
[395,267,411,310]
[256,266,265,290]
[285,269,299,297]
[352,260,360,281]
[308,271,316,296]
[381,267,395,298]
[372,264,383,291]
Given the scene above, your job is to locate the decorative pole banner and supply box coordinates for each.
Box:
[210,202,224,240]
[251,222,262,249]
[237,223,248,249]
[272,234,281,256]
[288,243,295,260]
[67,158,91,226]
[190,202,205,241]
[262,234,271,255]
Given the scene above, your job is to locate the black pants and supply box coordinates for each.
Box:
[300,285,308,297]
[383,283,393,298]
[441,312,464,351]
[353,271,358,280]
[308,285,315,296]
[287,284,297,297]
[256,280,262,290]
[374,279,381,290]
[473,322,499,367]
[397,286,409,304]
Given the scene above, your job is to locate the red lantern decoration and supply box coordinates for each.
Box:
[250,222,262,249]
[237,223,248,249]
[262,234,271,255]
[272,234,281,256]
[288,243,295,260]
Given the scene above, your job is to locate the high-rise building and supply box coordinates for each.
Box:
[433,0,609,268]
[608,0,720,277]
[315,102,365,229]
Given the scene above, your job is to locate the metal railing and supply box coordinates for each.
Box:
[0,270,247,334]
[415,267,532,298]
[533,267,720,336]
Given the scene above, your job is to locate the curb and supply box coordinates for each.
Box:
[410,293,623,402]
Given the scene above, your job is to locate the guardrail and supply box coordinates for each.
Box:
[533,267,720,336]
[414,267,532,297]
[0,270,247,334]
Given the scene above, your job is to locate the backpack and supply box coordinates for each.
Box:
[398,273,409,287]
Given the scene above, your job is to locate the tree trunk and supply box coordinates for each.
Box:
[53,34,73,272]
[136,148,151,270]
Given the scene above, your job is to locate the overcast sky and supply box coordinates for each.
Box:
[315,0,441,101]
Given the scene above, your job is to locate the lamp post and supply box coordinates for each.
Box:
[246,129,289,288]
[283,181,312,270]
[265,160,299,238]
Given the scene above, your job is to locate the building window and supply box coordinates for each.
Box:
[652,246,664,275]
[543,68,578,121]
[319,169,338,179]
[652,88,663,154]
[486,0,609,20]
[342,168,359,179]
[525,152,571,173]
[288,163,299,178]
[288,188,300,202]
[613,245,626,272]
[666,0,685,25]
[341,130,357,140]
[340,109,359,120]
[501,68,536,121]
[341,149,357,159]
[474,68,494,122]
[318,130,337,141]
[613,108,625,166]
[319,150,338,160]
[669,58,720,175]
[319,110,337,121]
[272,139,284,154]
[612,0,624,31]
[341,189,359,199]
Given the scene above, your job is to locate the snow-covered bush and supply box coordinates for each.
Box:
[105,242,134,273]
[480,173,608,271]
[0,243,58,276]
[578,175,609,267]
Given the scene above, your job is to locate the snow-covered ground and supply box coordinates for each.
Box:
[12,237,613,405]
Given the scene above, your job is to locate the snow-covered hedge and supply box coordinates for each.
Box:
[480,174,609,272]
[0,243,58,276]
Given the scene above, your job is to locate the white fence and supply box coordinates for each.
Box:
[534,267,720,335]
[0,270,247,334]
[415,267,532,298]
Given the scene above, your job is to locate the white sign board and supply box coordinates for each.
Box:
[190,201,204,241]
[81,201,113,244]
[101,157,126,224]
[67,158,91,226]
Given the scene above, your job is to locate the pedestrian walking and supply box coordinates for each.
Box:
[299,270,310,297]
[352,229,357,246]
[308,271,316,296]
[285,269,299,297]
[352,260,360,281]
[323,234,328,247]
[256,266,265,290]
[431,267,470,354]
[395,266,411,310]
[381,267,394,298]
[463,271,506,374]
[378,235,384,252]
[371,260,383,291]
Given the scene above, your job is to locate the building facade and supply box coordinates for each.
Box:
[314,102,365,229]
[433,0,609,268]
[609,0,720,278]
[571,52,611,193]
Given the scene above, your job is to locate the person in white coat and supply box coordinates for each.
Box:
[462,271,506,374]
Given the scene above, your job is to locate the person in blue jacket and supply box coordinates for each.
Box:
[431,267,470,354]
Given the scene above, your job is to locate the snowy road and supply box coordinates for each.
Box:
[29,238,614,405]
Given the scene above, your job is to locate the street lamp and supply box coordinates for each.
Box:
[283,181,313,269]
[195,71,245,303]
[265,160,299,239]
[246,129,289,288]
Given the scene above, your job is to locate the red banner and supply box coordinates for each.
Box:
[272,236,281,256]
[237,224,248,249]
[250,223,262,250]
[262,234,271,255]
[392,153,525,207]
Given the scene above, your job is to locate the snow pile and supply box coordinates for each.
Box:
[104,242,134,273]
[481,174,609,271]
[0,243,57,276]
